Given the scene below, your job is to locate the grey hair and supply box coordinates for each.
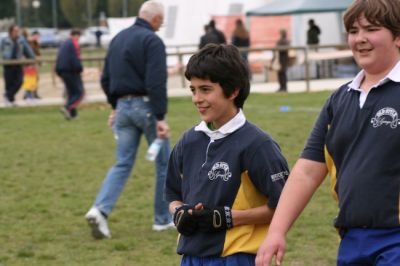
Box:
[139,1,164,21]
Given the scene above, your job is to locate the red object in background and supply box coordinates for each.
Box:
[212,15,292,47]
[212,15,292,74]
[250,16,292,47]
[212,15,242,44]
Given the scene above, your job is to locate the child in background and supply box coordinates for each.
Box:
[21,29,40,101]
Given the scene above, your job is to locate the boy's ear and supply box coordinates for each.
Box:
[229,88,240,100]
[395,35,400,49]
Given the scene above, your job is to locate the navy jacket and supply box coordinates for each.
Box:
[101,18,167,120]
[55,38,82,74]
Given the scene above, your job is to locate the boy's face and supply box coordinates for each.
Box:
[31,33,40,42]
[348,15,400,75]
[71,34,80,41]
[190,77,239,129]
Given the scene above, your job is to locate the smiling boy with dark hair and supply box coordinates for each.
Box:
[165,44,289,266]
[256,0,400,265]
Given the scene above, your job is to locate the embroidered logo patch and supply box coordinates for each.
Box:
[271,171,289,182]
[208,162,232,181]
[370,107,400,129]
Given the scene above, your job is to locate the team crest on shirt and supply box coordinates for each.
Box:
[370,107,400,129]
[208,162,232,181]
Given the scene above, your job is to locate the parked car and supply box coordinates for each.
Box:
[29,28,61,48]
[80,26,110,47]
[79,29,96,47]
[0,31,7,43]
[57,30,70,44]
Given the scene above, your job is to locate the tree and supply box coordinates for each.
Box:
[60,0,98,27]
[38,0,71,28]
[0,0,15,31]
[0,0,15,19]
[107,0,145,17]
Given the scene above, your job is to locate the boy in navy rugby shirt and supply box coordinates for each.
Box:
[165,44,289,266]
[256,0,400,265]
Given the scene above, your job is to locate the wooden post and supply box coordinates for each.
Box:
[51,61,56,87]
[178,53,186,88]
[303,47,311,92]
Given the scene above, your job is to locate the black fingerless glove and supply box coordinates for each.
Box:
[192,206,233,232]
[173,204,198,236]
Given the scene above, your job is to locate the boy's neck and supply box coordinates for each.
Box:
[361,62,398,91]
[207,108,240,130]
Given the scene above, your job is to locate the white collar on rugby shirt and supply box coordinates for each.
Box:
[194,109,246,140]
[347,60,400,92]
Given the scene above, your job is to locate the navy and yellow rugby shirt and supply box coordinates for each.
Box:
[165,118,289,257]
[301,76,400,229]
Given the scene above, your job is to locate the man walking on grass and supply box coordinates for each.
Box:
[85,0,173,239]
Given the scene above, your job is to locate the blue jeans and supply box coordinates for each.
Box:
[93,97,172,225]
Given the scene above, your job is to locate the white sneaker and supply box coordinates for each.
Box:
[3,97,16,107]
[152,222,175,232]
[85,207,111,239]
[60,107,72,120]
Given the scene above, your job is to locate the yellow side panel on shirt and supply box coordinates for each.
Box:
[222,171,269,257]
[398,194,400,224]
[324,145,338,202]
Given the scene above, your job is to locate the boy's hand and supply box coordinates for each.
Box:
[192,206,233,232]
[173,205,198,236]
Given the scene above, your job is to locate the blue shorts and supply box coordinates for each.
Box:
[181,253,255,266]
[337,227,400,266]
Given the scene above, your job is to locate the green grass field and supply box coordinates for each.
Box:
[0,91,339,266]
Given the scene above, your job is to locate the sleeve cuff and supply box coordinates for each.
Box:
[155,114,165,121]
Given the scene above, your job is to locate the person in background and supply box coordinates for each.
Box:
[55,29,85,120]
[0,24,35,106]
[270,29,290,92]
[29,31,41,99]
[231,18,250,61]
[306,19,321,47]
[28,31,41,58]
[85,0,173,240]
[166,44,289,266]
[199,24,219,49]
[208,19,226,44]
[307,19,321,78]
[94,28,103,48]
[256,0,400,265]
[22,30,41,101]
